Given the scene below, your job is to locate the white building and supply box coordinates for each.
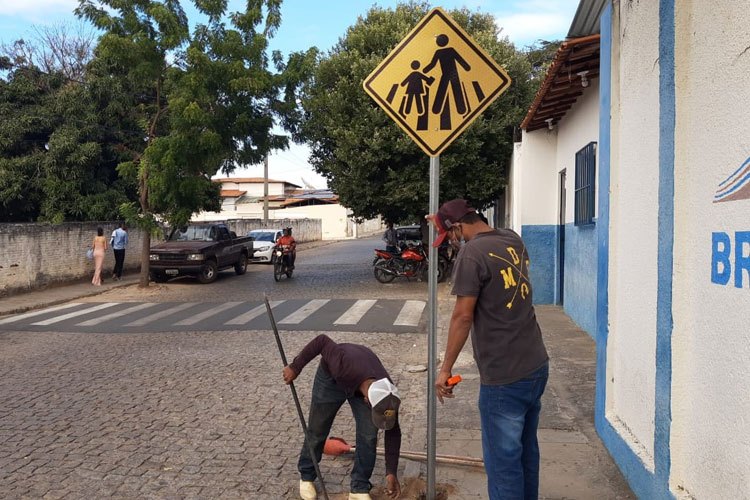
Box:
[194,178,382,240]
[508,34,600,336]
[509,1,750,498]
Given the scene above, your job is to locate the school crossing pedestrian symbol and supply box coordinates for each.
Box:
[363,7,511,156]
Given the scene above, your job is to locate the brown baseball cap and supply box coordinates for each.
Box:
[430,199,476,247]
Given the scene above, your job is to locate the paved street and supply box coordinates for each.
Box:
[0,236,433,499]
[134,236,429,302]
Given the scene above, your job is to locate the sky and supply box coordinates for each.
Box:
[0,0,580,189]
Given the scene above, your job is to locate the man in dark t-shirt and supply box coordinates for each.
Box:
[282,334,402,500]
[428,199,549,500]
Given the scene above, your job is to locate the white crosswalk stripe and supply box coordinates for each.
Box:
[174,302,243,326]
[334,299,377,325]
[77,303,158,327]
[279,299,330,324]
[0,299,428,332]
[31,303,119,326]
[124,302,197,327]
[225,301,285,325]
[393,300,426,326]
[0,302,82,325]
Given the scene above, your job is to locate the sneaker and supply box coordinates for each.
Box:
[348,494,372,500]
[299,480,317,500]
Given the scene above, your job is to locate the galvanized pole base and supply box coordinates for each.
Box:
[427,155,439,499]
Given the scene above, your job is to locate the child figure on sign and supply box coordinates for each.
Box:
[399,60,434,118]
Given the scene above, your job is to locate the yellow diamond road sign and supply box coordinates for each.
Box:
[363,7,511,157]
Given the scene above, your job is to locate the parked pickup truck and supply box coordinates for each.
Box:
[149,223,254,284]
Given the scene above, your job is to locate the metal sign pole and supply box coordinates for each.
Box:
[427,155,439,499]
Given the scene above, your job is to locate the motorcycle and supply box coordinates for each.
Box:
[273,245,294,281]
[372,244,448,283]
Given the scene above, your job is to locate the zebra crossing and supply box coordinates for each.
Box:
[0,299,427,334]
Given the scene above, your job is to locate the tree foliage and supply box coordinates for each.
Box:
[0,25,136,223]
[297,2,547,223]
[75,0,311,285]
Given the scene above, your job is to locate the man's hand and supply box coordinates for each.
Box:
[435,370,455,404]
[282,365,297,384]
[385,473,401,498]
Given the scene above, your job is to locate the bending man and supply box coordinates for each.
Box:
[283,334,402,500]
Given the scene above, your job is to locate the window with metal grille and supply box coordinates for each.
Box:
[574,142,597,225]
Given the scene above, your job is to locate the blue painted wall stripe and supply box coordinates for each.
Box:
[595,2,677,498]
[655,0,675,495]
[563,222,597,338]
[595,0,612,436]
[521,225,558,305]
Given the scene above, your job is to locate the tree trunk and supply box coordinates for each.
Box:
[140,231,151,288]
[137,78,163,289]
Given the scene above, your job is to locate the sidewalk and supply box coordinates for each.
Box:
[0,238,341,317]
[403,287,635,500]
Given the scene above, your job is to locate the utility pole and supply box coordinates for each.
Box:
[263,154,269,224]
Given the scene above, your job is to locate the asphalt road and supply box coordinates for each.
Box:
[154,235,430,301]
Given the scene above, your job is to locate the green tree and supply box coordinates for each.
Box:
[0,62,137,223]
[76,0,312,286]
[297,2,542,223]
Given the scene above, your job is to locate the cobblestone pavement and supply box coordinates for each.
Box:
[0,237,436,499]
[0,328,429,499]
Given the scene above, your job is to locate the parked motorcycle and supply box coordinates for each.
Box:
[273,245,294,281]
[372,244,448,283]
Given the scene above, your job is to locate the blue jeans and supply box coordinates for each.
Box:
[298,364,378,493]
[479,363,549,500]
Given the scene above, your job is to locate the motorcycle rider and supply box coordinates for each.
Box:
[275,227,297,269]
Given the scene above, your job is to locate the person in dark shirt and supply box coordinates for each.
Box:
[283,334,402,500]
[428,199,549,500]
[383,223,399,253]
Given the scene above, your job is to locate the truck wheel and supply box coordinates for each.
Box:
[235,254,248,275]
[198,260,218,284]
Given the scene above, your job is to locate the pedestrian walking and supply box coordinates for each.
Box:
[282,334,402,500]
[91,227,108,286]
[428,199,549,500]
[383,223,399,253]
[110,223,128,281]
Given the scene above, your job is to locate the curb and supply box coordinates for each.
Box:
[0,278,139,317]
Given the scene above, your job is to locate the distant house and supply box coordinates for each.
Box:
[214,177,303,212]
[194,178,382,239]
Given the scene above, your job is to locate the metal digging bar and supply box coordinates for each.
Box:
[264,294,330,500]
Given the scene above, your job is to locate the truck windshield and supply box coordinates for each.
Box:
[170,226,215,241]
[250,232,275,242]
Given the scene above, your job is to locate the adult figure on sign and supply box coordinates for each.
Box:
[423,34,471,118]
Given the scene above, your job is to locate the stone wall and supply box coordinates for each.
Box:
[224,218,321,243]
[0,218,323,297]
[0,222,147,297]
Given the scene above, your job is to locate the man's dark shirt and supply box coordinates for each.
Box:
[290,334,401,475]
[451,229,549,385]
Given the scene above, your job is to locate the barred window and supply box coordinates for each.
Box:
[574,142,597,225]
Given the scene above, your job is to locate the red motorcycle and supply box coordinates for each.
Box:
[372,245,447,283]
